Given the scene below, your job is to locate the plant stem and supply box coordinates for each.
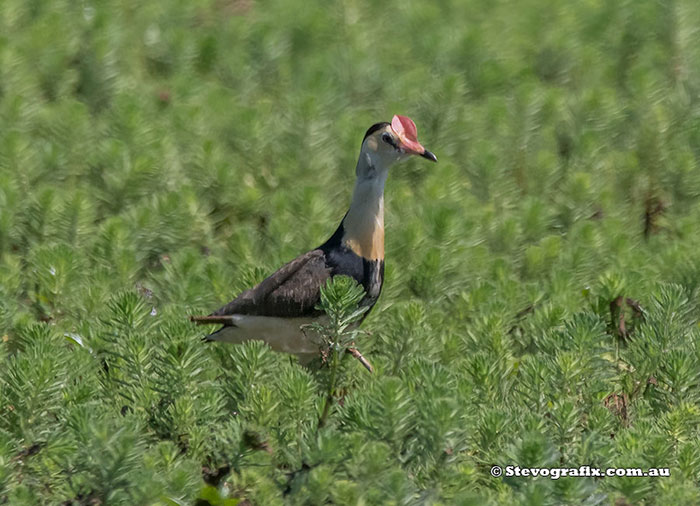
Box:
[318,346,340,427]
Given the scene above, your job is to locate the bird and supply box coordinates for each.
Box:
[190,115,436,363]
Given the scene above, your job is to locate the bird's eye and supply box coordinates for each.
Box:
[381,132,396,147]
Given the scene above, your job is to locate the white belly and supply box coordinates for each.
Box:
[209,315,327,358]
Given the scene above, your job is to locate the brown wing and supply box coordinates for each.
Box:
[209,249,331,318]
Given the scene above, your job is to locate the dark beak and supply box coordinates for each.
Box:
[420,149,438,162]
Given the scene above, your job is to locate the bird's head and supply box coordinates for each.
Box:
[358,115,437,177]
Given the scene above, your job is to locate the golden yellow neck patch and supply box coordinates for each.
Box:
[344,224,385,261]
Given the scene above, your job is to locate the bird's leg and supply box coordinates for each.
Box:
[348,345,373,373]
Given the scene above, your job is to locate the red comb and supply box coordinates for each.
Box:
[391,115,424,153]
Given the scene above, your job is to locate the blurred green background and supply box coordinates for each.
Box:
[2,0,700,504]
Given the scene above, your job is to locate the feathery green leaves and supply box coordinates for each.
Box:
[2,0,700,503]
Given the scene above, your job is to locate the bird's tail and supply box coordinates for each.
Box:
[189,315,236,325]
[190,315,237,342]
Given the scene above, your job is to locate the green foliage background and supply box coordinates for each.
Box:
[2,0,700,503]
